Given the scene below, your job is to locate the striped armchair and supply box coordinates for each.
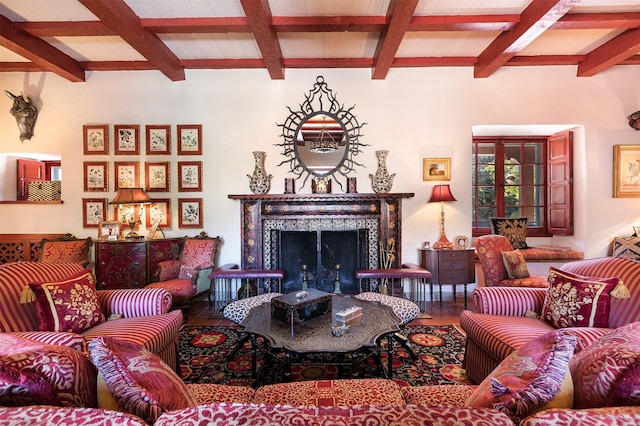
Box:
[460,256,640,384]
[0,262,183,371]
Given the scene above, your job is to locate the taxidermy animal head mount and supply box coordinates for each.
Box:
[5,90,38,142]
[629,111,640,131]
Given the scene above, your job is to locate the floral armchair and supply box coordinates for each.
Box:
[36,234,93,266]
[146,232,221,318]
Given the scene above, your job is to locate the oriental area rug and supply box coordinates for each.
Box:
[179,325,473,388]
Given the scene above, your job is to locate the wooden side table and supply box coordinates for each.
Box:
[420,248,475,309]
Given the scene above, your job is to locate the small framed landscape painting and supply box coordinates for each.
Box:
[613,144,640,198]
[423,158,451,181]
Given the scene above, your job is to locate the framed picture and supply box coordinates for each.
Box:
[177,124,202,155]
[454,235,470,249]
[146,198,171,229]
[83,124,109,155]
[147,217,164,239]
[178,198,203,228]
[178,161,202,192]
[84,161,109,192]
[98,221,120,240]
[114,161,140,190]
[613,145,640,198]
[145,124,171,155]
[145,161,170,192]
[82,198,107,228]
[114,124,140,155]
[423,157,451,181]
[114,205,140,230]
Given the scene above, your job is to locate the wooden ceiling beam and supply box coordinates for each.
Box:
[577,28,640,77]
[553,12,640,29]
[372,0,419,80]
[142,17,250,34]
[272,16,386,32]
[474,0,579,78]
[409,14,519,32]
[15,21,116,37]
[0,14,85,82]
[78,0,184,81]
[240,0,284,79]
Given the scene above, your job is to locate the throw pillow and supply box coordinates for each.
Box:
[466,330,577,424]
[0,334,97,408]
[25,268,105,333]
[569,321,640,408]
[88,336,196,424]
[501,250,530,279]
[490,217,529,249]
[612,236,640,260]
[541,267,620,328]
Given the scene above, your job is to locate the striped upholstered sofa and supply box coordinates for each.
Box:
[460,256,640,384]
[0,262,183,370]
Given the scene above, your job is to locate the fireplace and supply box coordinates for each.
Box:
[229,192,414,293]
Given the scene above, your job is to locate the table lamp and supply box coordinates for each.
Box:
[109,188,152,239]
[428,184,457,250]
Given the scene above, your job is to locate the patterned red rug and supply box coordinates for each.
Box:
[179,324,472,388]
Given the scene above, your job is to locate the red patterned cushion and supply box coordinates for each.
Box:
[252,379,405,406]
[181,238,217,269]
[541,267,619,328]
[186,383,255,405]
[40,240,88,263]
[491,217,529,249]
[0,406,148,425]
[0,334,97,407]
[466,330,577,424]
[28,269,105,333]
[402,385,475,406]
[88,336,196,424]
[569,321,640,408]
[521,406,640,425]
[501,250,530,279]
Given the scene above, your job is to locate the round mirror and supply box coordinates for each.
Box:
[295,112,347,177]
[276,76,367,190]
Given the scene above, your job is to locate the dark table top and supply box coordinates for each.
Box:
[242,294,401,353]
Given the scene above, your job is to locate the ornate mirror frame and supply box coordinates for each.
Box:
[276,76,367,190]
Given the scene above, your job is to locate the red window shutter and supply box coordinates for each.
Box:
[547,131,573,235]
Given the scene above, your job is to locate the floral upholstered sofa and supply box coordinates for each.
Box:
[0,262,183,370]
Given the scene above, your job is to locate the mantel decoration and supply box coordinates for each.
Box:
[5,90,38,142]
[247,151,272,194]
[370,150,395,193]
[276,75,368,191]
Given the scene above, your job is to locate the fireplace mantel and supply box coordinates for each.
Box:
[229,193,414,269]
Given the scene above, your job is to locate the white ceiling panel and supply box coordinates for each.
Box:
[415,0,529,15]
[398,31,500,57]
[0,46,29,62]
[44,36,146,62]
[0,0,97,21]
[279,32,378,59]
[518,29,627,56]
[269,0,390,16]
[125,0,244,18]
[159,34,260,59]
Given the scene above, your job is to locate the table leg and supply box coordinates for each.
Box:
[453,283,457,303]
[463,283,468,310]
[251,334,257,380]
[387,333,393,380]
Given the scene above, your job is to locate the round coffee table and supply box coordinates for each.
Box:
[242,294,402,382]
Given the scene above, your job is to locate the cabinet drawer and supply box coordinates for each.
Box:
[438,251,467,262]
[437,270,468,283]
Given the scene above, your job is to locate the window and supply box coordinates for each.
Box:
[472,132,573,237]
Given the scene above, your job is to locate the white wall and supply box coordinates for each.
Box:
[1,66,639,267]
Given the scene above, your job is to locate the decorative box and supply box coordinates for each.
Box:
[335,306,363,326]
[27,181,61,201]
[271,288,332,324]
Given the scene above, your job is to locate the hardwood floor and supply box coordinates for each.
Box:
[185,291,473,328]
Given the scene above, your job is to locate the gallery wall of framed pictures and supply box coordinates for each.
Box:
[82,123,204,236]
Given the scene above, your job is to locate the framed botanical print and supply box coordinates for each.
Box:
[84,161,109,192]
[145,124,171,155]
[114,161,140,190]
[177,124,202,155]
[423,157,451,181]
[114,204,140,230]
[83,124,109,155]
[145,161,170,192]
[178,198,202,228]
[146,198,171,229]
[82,198,107,228]
[114,124,140,155]
[178,161,202,192]
[613,145,640,198]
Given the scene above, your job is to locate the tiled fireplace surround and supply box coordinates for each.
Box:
[229,193,414,293]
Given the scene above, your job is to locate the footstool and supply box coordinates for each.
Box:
[354,291,420,359]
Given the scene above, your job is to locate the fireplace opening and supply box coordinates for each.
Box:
[277,230,368,294]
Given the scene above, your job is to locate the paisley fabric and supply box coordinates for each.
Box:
[28,268,105,333]
[186,383,255,405]
[88,336,196,424]
[541,267,619,328]
[0,406,148,425]
[39,240,89,263]
[520,406,640,425]
[466,330,577,424]
[501,250,530,279]
[490,217,529,249]
[180,238,219,271]
[0,334,97,408]
[156,259,180,281]
[252,379,405,407]
[569,321,640,409]
[402,384,475,406]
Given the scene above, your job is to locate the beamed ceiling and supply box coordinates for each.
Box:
[1,0,639,83]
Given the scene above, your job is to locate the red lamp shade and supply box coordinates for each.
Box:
[428,185,456,249]
[110,188,152,205]
[428,184,457,203]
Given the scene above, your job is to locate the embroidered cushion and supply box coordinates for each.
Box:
[569,321,640,408]
[28,268,105,333]
[541,267,619,328]
[466,330,577,424]
[39,240,89,263]
[0,334,97,407]
[490,217,529,249]
[612,236,640,260]
[88,336,196,424]
[501,250,530,279]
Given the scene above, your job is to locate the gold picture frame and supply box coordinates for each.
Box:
[98,221,120,240]
[423,158,451,181]
[613,145,640,198]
